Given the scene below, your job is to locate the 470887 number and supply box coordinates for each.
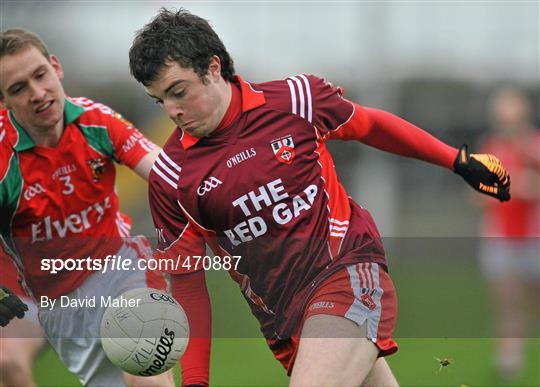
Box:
[181,255,242,271]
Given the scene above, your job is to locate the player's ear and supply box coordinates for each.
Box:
[49,55,64,81]
[207,55,222,82]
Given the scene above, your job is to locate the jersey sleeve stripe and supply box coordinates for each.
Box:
[286,79,297,115]
[287,75,313,123]
[160,151,182,172]
[290,76,306,120]
[116,218,130,237]
[155,155,180,180]
[297,74,313,123]
[152,164,178,189]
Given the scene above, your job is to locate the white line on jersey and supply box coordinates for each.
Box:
[287,74,313,123]
[152,163,177,189]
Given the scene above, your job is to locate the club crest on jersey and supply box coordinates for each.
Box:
[270,135,295,164]
[87,158,105,182]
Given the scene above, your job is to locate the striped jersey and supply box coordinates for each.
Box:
[0,97,156,299]
[150,74,386,339]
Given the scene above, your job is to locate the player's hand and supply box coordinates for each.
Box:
[0,286,28,327]
[453,144,511,202]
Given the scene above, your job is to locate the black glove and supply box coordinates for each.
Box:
[0,286,28,327]
[454,144,511,202]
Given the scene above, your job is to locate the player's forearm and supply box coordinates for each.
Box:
[171,271,211,386]
[361,107,458,169]
[133,147,162,181]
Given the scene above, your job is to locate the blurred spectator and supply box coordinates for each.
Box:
[478,87,540,381]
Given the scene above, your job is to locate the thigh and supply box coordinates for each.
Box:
[362,357,399,387]
[267,263,398,377]
[0,319,45,363]
[304,263,398,356]
[290,315,378,387]
[0,296,46,362]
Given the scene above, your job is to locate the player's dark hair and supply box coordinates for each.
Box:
[0,28,50,60]
[129,8,235,86]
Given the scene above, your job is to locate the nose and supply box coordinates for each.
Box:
[163,99,184,120]
[29,80,46,103]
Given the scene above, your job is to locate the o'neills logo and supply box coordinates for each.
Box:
[138,328,175,376]
[226,147,256,168]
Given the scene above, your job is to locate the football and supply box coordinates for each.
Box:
[100,288,189,376]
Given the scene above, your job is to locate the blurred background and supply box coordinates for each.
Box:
[2,1,538,386]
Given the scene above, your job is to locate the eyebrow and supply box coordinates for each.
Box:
[6,65,47,93]
[145,91,159,100]
[164,80,185,95]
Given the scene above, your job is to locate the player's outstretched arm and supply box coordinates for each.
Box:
[329,105,511,201]
[453,144,511,202]
[0,286,28,327]
[171,271,212,386]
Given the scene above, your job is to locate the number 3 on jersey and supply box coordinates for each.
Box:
[59,175,74,195]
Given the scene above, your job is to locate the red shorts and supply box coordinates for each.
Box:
[267,262,398,374]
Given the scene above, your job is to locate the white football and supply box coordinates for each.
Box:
[100,288,189,376]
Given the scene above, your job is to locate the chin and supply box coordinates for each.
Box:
[186,128,206,138]
[37,115,63,131]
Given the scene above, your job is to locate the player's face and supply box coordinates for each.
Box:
[145,57,229,138]
[0,46,65,134]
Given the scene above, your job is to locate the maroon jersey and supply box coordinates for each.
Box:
[150,74,386,338]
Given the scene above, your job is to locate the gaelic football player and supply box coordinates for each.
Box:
[129,9,511,386]
[0,28,173,386]
[479,87,540,381]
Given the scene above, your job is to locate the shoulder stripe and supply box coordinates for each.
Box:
[287,75,313,123]
[155,156,179,181]
[291,76,306,120]
[159,151,182,172]
[298,74,313,122]
[286,79,297,115]
[152,164,177,189]
[152,151,181,189]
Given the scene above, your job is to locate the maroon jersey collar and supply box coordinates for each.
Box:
[179,75,266,150]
